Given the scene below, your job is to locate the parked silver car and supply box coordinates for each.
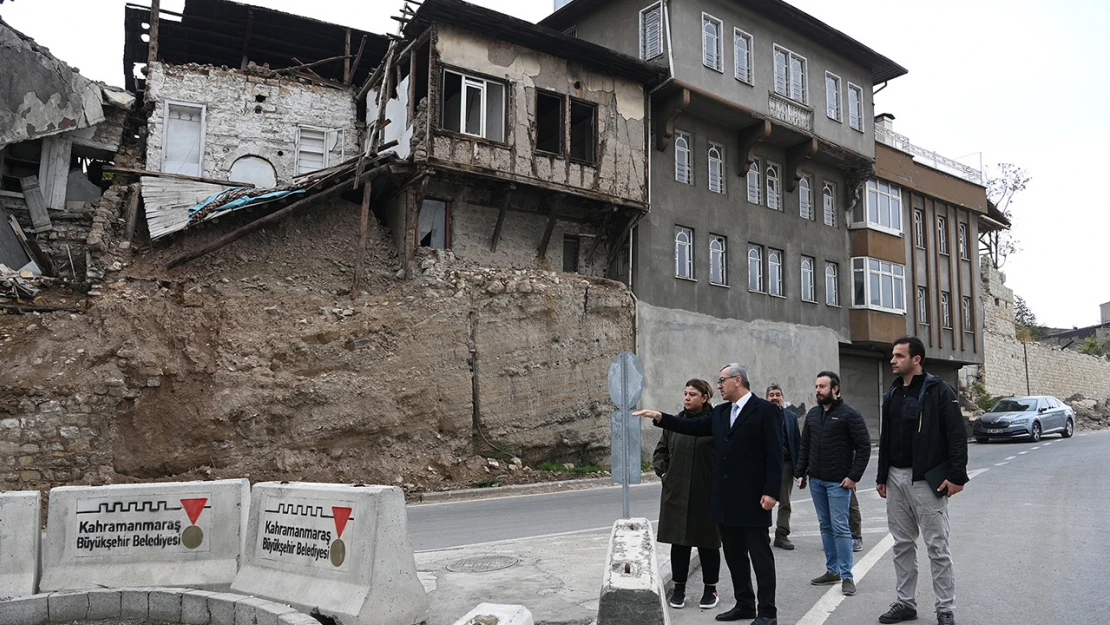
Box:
[974,396,1075,443]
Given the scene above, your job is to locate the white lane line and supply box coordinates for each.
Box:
[1043,442,1052,446]
[967,468,989,479]
[1005,456,1017,460]
[1031,446,1040,450]
[796,533,896,625]
[994,462,1008,466]
[1018,451,1028,455]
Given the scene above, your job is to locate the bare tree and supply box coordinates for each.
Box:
[983,163,1030,269]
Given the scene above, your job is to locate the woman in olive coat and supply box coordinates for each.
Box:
[652,378,721,610]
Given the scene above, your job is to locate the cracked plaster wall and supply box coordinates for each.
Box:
[427,24,648,205]
[144,63,359,185]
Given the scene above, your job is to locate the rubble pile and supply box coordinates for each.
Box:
[1066,394,1110,431]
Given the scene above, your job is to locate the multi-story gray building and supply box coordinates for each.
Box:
[542,0,905,422]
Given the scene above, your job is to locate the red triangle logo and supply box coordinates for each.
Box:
[332,506,352,538]
[181,498,208,525]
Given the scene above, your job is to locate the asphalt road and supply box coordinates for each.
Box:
[407,429,1110,624]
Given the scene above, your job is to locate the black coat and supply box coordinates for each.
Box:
[782,407,801,464]
[656,394,784,528]
[652,405,720,549]
[794,399,870,483]
[877,372,969,486]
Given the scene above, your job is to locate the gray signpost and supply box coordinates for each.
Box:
[607,351,644,519]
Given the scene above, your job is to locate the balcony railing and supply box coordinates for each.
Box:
[876,126,983,185]
[768,92,813,133]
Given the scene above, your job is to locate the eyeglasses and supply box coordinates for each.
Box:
[718,375,740,384]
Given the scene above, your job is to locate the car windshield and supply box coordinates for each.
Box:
[989,399,1036,413]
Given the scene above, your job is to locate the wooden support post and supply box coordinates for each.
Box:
[147,0,161,68]
[344,28,352,83]
[785,138,818,192]
[239,9,254,70]
[346,36,367,85]
[489,185,514,253]
[606,213,639,270]
[351,180,372,300]
[584,208,613,265]
[537,196,561,261]
[123,183,142,244]
[738,120,772,175]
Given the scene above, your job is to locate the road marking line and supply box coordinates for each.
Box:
[1031,446,1040,450]
[967,468,989,479]
[796,533,896,625]
[1018,451,1028,455]
[1005,456,1016,460]
[994,462,1008,466]
[1043,442,1052,446]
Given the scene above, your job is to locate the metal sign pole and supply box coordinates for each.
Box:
[621,360,630,519]
[608,351,644,521]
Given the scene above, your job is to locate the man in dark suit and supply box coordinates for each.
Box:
[636,364,783,625]
[766,383,802,551]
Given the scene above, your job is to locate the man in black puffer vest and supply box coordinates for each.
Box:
[794,371,870,597]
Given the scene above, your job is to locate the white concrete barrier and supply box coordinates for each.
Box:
[451,603,534,625]
[231,482,428,625]
[39,479,249,592]
[0,491,41,600]
[596,518,668,625]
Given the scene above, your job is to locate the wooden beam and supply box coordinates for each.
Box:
[239,9,254,70]
[489,184,515,253]
[605,213,638,270]
[275,54,353,76]
[290,57,325,81]
[346,35,368,85]
[350,180,372,300]
[18,176,52,233]
[785,138,818,192]
[123,183,142,244]
[738,120,772,175]
[148,0,161,68]
[585,207,614,265]
[654,88,690,152]
[344,28,352,83]
[102,166,256,188]
[537,195,562,261]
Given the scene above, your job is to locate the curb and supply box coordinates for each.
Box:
[419,472,658,503]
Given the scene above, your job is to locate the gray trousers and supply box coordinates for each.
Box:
[886,467,956,613]
[776,459,793,539]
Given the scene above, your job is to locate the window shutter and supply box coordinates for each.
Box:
[641,6,662,60]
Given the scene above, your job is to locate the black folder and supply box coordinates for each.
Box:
[924,461,951,498]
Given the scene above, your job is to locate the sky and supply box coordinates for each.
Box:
[3,0,1107,328]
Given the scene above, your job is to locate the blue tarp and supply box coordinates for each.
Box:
[187,187,307,218]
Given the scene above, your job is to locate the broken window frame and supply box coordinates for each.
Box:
[160,100,206,178]
[417,197,451,249]
[535,90,566,157]
[295,125,344,176]
[569,98,598,165]
[441,68,507,143]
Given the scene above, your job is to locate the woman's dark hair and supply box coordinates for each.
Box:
[686,378,713,399]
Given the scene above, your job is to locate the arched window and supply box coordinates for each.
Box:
[748,245,763,292]
[675,132,692,184]
[790,56,806,102]
[774,49,788,95]
[709,236,727,285]
[708,144,725,193]
[823,182,836,227]
[799,176,813,219]
[801,257,815,302]
[826,263,840,306]
[675,227,693,279]
[765,163,780,210]
[768,249,783,296]
[702,16,722,71]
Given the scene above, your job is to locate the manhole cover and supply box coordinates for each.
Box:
[446,554,520,573]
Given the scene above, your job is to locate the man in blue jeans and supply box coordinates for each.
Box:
[794,371,871,596]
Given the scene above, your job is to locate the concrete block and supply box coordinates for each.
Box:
[85,589,122,620]
[596,518,667,625]
[148,588,183,622]
[181,590,215,625]
[235,596,272,625]
[119,588,149,619]
[0,595,49,625]
[451,603,534,625]
[40,479,250,591]
[231,482,428,625]
[278,612,326,625]
[205,592,245,625]
[253,601,299,625]
[47,591,88,622]
[0,491,42,600]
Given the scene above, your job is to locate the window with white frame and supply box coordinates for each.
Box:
[296,126,344,175]
[914,209,925,249]
[774,45,807,104]
[799,175,814,220]
[823,182,836,227]
[938,216,949,255]
[640,3,663,60]
[963,296,973,331]
[825,72,841,121]
[734,29,753,84]
[747,158,762,204]
[443,69,506,142]
[941,291,952,328]
[848,83,863,131]
[675,226,694,279]
[162,102,205,177]
[702,14,723,72]
[708,143,725,194]
[959,223,969,259]
[917,286,928,325]
[747,244,763,292]
[801,256,815,302]
[768,248,784,296]
[765,162,781,210]
[852,257,906,313]
[825,262,839,306]
[710,235,727,286]
[859,179,903,233]
[675,131,692,184]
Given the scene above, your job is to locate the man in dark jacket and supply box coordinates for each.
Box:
[637,364,783,625]
[875,336,968,625]
[765,384,802,551]
[793,371,870,597]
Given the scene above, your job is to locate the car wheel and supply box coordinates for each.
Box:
[1030,421,1042,443]
[1062,419,1074,438]
[975,437,989,444]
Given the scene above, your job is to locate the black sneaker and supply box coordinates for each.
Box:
[810,571,841,585]
[936,611,955,625]
[879,602,918,623]
[668,587,686,609]
[853,537,863,552]
[699,587,719,609]
[773,537,795,550]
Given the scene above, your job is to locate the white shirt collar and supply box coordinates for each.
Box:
[730,392,752,425]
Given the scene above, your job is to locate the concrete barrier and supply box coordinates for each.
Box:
[451,603,533,625]
[596,518,668,625]
[39,479,249,592]
[231,482,428,625]
[0,491,41,600]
